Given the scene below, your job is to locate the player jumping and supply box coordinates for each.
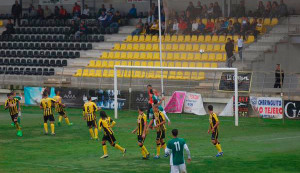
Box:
[4,93,23,137]
[207,105,223,157]
[83,96,100,140]
[98,111,126,159]
[40,92,56,136]
[53,90,73,126]
[165,129,191,173]
[132,108,150,160]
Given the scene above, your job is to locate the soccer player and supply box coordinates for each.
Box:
[146,84,153,119]
[10,91,23,126]
[131,108,150,160]
[148,104,167,159]
[53,90,73,126]
[165,129,191,173]
[40,92,56,135]
[83,96,100,140]
[4,93,23,136]
[98,111,126,159]
[207,105,223,157]
[150,99,171,126]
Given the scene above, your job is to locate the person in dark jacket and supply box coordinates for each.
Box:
[2,19,15,36]
[11,0,22,26]
[274,64,284,88]
[225,38,234,67]
[68,20,78,35]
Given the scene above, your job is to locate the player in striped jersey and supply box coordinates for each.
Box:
[11,91,23,126]
[40,92,56,135]
[4,93,23,137]
[53,90,73,126]
[98,111,126,159]
[83,96,100,140]
[132,108,150,159]
[208,105,223,157]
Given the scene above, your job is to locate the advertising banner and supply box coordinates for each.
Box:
[219,72,252,92]
[39,0,81,5]
[284,100,300,119]
[57,88,87,108]
[90,89,127,110]
[130,91,148,110]
[165,91,186,113]
[233,96,250,117]
[24,87,55,105]
[250,97,283,119]
[184,93,206,115]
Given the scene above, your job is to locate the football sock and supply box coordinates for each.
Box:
[142,145,149,155]
[156,144,161,156]
[103,144,108,155]
[114,144,125,152]
[161,142,166,149]
[50,124,55,134]
[216,143,222,153]
[140,147,146,157]
[58,116,63,123]
[15,122,21,130]
[17,117,21,124]
[64,117,70,125]
[94,128,99,139]
[89,128,94,138]
[44,123,48,133]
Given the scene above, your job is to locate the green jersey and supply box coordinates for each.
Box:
[14,96,22,109]
[167,138,189,165]
[149,106,164,115]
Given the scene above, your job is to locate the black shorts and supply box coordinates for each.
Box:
[44,114,55,122]
[10,114,18,122]
[211,129,219,140]
[138,135,146,143]
[156,130,165,140]
[87,120,97,127]
[102,133,116,145]
[58,111,66,116]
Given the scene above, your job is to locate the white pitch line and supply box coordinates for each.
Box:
[257,135,300,142]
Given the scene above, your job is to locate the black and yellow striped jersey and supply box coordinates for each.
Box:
[40,98,56,116]
[53,95,64,112]
[137,113,147,136]
[5,98,19,116]
[153,111,166,131]
[83,101,98,121]
[209,113,219,129]
[98,117,114,135]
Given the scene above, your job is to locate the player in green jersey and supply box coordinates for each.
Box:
[165,129,191,173]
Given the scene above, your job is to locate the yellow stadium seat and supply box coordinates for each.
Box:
[139,44,146,51]
[176,71,184,80]
[95,70,102,77]
[177,35,184,42]
[126,44,133,51]
[222,53,227,61]
[133,52,140,60]
[127,52,134,59]
[161,44,166,51]
[166,44,172,51]
[162,53,167,60]
[117,70,124,78]
[153,44,159,51]
[271,18,278,25]
[153,53,160,60]
[264,18,271,25]
[184,35,191,42]
[141,61,147,67]
[218,35,226,43]
[73,69,83,77]
[152,35,158,42]
[216,53,223,61]
[108,52,114,59]
[121,61,128,66]
[211,63,218,68]
[154,61,161,67]
[200,44,206,51]
[120,43,127,50]
[171,35,177,42]
[107,70,114,78]
[191,35,198,42]
[114,61,121,66]
[235,45,238,52]
[192,44,199,52]
[181,53,187,60]
[168,71,177,80]
[183,71,191,80]
[114,52,121,59]
[107,61,114,68]
[125,35,132,42]
[147,52,154,60]
[88,60,96,68]
[194,54,201,61]
[132,35,139,42]
[196,62,203,67]
[189,62,196,67]
[191,72,198,80]
[82,69,89,77]
[203,63,210,68]
[220,44,225,52]
[145,35,152,42]
[201,53,208,61]
[146,44,152,51]
[187,53,194,61]
[206,44,213,52]
[205,35,212,42]
[133,44,140,51]
[178,44,186,52]
[133,70,141,78]
[164,35,171,42]
[140,52,147,60]
[172,44,179,51]
[208,54,216,61]
[124,70,132,78]
[101,61,108,68]
[213,44,221,52]
[120,52,127,59]
[101,52,108,59]
[198,35,205,42]
[211,35,218,43]
[166,53,174,60]
[113,43,121,50]
[88,69,96,77]
[186,44,193,51]
[174,53,180,61]
[147,71,155,79]
[197,72,205,80]
[246,35,255,43]
[168,62,175,67]
[175,62,182,67]
[182,62,189,67]
[95,61,102,68]
[139,35,145,42]
[133,61,141,66]
[148,61,154,67]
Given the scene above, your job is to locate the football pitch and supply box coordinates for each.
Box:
[1,106,300,173]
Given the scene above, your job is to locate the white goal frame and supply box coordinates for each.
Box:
[114,66,239,126]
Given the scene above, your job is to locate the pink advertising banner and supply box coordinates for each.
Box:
[165,91,186,113]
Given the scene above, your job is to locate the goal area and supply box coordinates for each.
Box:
[113,66,239,126]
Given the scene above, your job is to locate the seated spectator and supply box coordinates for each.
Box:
[233,18,241,34]
[161,21,166,35]
[107,4,115,14]
[147,11,155,25]
[279,0,288,17]
[68,20,79,35]
[81,5,90,19]
[73,2,81,18]
[256,1,265,17]
[171,19,179,35]
[249,18,259,38]
[142,22,150,35]
[191,19,199,34]
[207,3,214,18]
[150,20,159,35]
[256,18,264,34]
[98,11,107,27]
[241,17,250,39]
[219,20,228,35]
[213,2,222,18]
[36,5,44,19]
[205,18,214,34]
[224,18,229,28]
[131,18,143,35]
[59,6,67,19]
[76,20,88,37]
[2,19,15,36]
[109,12,120,32]
[178,18,188,34]
[44,6,52,19]
[227,20,234,35]
[213,19,221,35]
[235,0,245,17]
[98,4,106,17]
[54,6,60,19]
[104,12,114,28]
[195,1,203,18]
[114,11,122,25]
[197,19,206,34]
[128,4,137,18]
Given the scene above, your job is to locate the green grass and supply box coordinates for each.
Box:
[1,106,300,173]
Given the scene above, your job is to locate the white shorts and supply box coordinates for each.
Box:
[171,164,187,173]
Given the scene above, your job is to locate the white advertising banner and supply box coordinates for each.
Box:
[184,93,206,115]
[220,97,233,117]
[251,97,283,119]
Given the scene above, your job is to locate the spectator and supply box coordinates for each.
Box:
[36,5,44,19]
[186,1,195,19]
[59,6,67,19]
[278,0,288,17]
[76,20,88,37]
[264,1,272,17]
[98,4,106,17]
[197,19,206,34]
[161,21,166,35]
[143,22,151,35]
[256,18,264,34]
[194,1,203,18]
[11,0,22,26]
[219,20,228,35]
[213,2,222,18]
[2,19,15,36]
[28,5,37,19]
[171,19,179,35]
[236,0,245,17]
[225,38,234,67]
[237,35,243,60]
[54,6,60,19]
[114,11,123,26]
[178,18,188,34]
[128,4,137,18]
[109,12,119,32]
[233,18,241,34]
[82,5,90,19]
[191,19,199,34]
[150,20,159,35]
[99,11,109,28]
[227,20,234,35]
[131,18,143,35]
[205,18,214,34]
[207,3,214,18]
[151,3,158,18]
[68,20,79,35]
[147,11,155,25]
[256,1,265,17]
[274,64,284,88]
[241,17,250,39]
[249,18,259,38]
[201,5,208,18]
[72,2,81,18]
[44,6,52,19]
[107,4,115,14]
[213,19,221,35]
[270,1,279,18]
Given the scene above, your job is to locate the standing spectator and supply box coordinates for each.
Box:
[82,5,90,19]
[213,2,222,18]
[207,3,214,18]
[256,1,265,17]
[131,18,143,35]
[29,5,37,19]
[107,4,115,14]
[201,5,208,18]
[250,18,259,38]
[2,19,15,36]
[274,64,284,88]
[225,38,234,67]
[279,0,288,17]
[44,6,52,19]
[194,1,203,18]
[264,1,272,17]
[128,4,137,18]
[54,6,60,19]
[72,2,81,18]
[68,20,79,35]
[270,2,279,18]
[11,0,22,26]
[186,2,195,19]
[98,4,106,17]
[236,0,245,17]
[59,6,67,19]
[36,5,44,19]
[237,35,243,60]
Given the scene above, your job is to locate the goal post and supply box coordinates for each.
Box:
[114,66,239,126]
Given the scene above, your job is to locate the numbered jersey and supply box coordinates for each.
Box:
[167,138,187,165]
[83,101,98,121]
[40,98,56,116]
[153,111,166,132]
[98,117,114,135]
[137,113,147,136]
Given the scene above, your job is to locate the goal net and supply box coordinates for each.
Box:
[113,65,239,126]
